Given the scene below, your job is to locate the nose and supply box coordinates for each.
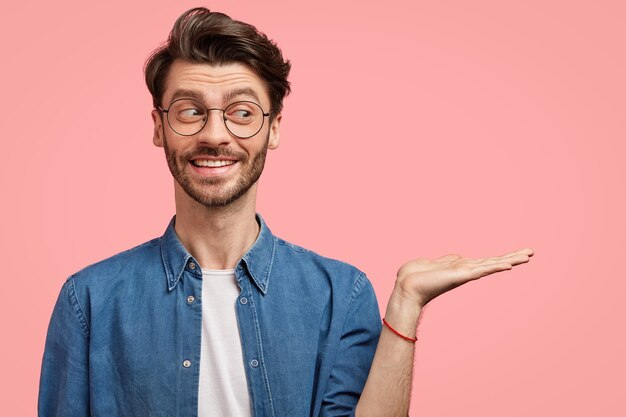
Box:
[196,109,233,146]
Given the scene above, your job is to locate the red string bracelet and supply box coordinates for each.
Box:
[382,318,417,343]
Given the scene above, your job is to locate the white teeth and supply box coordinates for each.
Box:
[192,160,236,167]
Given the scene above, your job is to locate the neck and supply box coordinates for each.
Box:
[173,182,260,270]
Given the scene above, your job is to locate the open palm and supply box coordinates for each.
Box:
[395,248,534,308]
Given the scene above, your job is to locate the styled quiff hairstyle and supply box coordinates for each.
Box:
[144,8,291,118]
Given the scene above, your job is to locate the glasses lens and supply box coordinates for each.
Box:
[167,99,207,136]
[224,101,265,139]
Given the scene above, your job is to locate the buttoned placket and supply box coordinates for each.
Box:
[177,258,204,416]
[235,261,275,417]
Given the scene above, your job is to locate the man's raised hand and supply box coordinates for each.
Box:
[393,247,535,309]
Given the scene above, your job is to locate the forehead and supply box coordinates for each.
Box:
[163,60,270,106]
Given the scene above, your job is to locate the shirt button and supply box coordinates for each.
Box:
[182,360,191,368]
[239,297,248,305]
[188,262,196,270]
[187,295,195,304]
[250,359,259,368]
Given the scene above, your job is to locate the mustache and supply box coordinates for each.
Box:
[183,147,247,160]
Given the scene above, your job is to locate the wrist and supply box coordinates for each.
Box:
[384,289,424,338]
[393,275,428,308]
[388,284,425,314]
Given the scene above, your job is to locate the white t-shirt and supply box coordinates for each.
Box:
[198,268,252,417]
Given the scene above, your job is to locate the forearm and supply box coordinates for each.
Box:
[354,248,533,416]
[355,291,424,417]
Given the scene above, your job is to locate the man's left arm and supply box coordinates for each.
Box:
[354,248,534,417]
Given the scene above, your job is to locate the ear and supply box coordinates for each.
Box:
[151,109,164,148]
[267,113,281,150]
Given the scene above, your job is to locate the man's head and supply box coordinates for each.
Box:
[145,7,291,121]
[144,8,291,208]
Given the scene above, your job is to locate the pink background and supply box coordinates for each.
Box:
[1,0,624,415]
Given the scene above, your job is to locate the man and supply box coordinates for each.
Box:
[38,7,533,417]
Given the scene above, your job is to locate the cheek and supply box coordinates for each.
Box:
[163,136,183,157]
[163,136,184,163]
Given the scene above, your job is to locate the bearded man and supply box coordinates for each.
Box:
[38,8,533,417]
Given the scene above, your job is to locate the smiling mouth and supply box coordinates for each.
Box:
[191,159,237,167]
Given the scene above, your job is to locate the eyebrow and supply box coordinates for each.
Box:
[224,87,262,104]
[170,89,205,102]
[169,87,263,107]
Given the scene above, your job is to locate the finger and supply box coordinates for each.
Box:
[520,247,534,256]
[470,249,533,265]
[492,252,531,266]
[452,248,534,265]
[466,256,529,272]
[470,262,513,279]
[439,262,513,284]
[468,253,535,277]
[508,254,532,266]
[501,247,534,257]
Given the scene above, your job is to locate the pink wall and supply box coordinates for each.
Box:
[1,0,624,415]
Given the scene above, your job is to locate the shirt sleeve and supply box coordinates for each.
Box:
[320,272,382,417]
[38,276,90,417]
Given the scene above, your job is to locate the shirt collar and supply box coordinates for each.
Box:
[160,213,276,294]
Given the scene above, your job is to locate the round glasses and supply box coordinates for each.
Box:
[158,98,270,139]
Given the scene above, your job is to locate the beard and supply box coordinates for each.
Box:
[163,132,269,208]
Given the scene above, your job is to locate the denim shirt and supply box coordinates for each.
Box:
[38,214,382,417]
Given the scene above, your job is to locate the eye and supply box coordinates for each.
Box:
[181,108,203,118]
[225,102,258,125]
[232,109,252,118]
[172,100,206,123]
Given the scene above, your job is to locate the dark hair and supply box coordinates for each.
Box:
[144,7,291,118]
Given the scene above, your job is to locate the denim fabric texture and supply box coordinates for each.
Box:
[38,214,382,417]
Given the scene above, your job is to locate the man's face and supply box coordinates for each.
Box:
[151,60,280,207]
